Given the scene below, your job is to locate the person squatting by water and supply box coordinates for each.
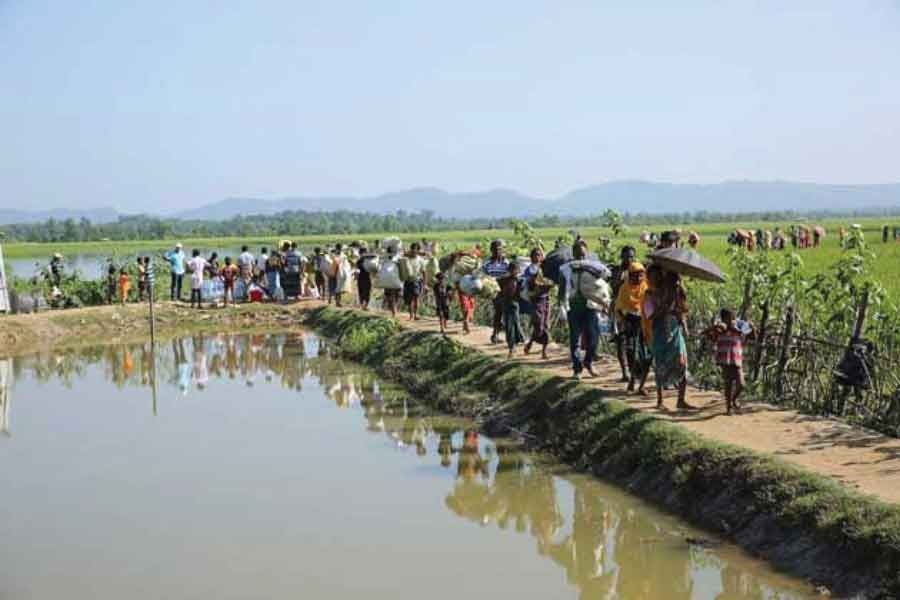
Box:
[482,239,510,344]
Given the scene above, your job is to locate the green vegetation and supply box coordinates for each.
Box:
[308,306,900,598]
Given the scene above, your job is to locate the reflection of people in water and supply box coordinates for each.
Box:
[192,336,209,390]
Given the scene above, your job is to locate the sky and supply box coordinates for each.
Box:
[1,0,899,213]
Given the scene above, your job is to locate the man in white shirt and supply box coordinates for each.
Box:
[187,249,209,309]
[238,245,255,284]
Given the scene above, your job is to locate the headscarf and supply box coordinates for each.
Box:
[615,261,648,316]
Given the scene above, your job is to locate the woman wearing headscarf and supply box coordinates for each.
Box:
[615,261,651,395]
[643,267,691,410]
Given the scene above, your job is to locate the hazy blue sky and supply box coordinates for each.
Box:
[2,1,899,212]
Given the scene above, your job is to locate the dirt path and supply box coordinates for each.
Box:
[341,302,900,505]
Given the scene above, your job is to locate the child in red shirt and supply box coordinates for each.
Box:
[706,308,753,415]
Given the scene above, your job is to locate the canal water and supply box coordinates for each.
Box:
[0,332,818,599]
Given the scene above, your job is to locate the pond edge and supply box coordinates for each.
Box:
[305,305,900,600]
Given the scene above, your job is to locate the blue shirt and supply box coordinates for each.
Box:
[166,250,186,275]
[482,258,509,279]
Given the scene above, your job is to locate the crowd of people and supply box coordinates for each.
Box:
[87,232,761,414]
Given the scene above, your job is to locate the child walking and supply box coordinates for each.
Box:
[457,284,476,335]
[433,272,451,334]
[706,308,753,415]
[499,262,524,359]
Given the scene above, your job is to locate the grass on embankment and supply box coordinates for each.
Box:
[308,306,900,599]
[0,302,306,357]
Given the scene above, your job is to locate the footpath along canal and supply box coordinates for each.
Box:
[0,331,820,599]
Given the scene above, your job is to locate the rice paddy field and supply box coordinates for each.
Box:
[5,217,900,299]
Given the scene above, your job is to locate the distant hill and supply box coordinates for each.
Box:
[4,182,900,225]
[553,181,900,215]
[175,181,900,221]
[0,207,119,226]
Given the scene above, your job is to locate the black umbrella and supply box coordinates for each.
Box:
[649,247,726,283]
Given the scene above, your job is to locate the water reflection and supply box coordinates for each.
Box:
[1,334,814,599]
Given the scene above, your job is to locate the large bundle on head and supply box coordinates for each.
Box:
[375,257,403,290]
[382,237,403,255]
[512,255,531,274]
[361,254,380,274]
[424,255,440,287]
[813,225,826,238]
[453,253,481,276]
[563,260,611,307]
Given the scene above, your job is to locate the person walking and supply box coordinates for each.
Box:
[559,240,606,380]
[402,242,426,320]
[482,240,510,344]
[523,247,551,359]
[165,243,186,301]
[355,247,373,310]
[433,272,451,333]
[644,267,692,410]
[705,308,753,415]
[499,262,524,359]
[615,261,651,395]
[610,246,637,382]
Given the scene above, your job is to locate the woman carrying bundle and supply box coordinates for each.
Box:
[615,261,651,395]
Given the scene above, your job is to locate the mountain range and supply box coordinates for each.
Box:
[2,181,900,225]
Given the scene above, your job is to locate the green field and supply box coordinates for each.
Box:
[4,217,900,298]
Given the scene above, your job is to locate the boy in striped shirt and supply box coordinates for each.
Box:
[707,308,753,415]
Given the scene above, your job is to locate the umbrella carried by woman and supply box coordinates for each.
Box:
[645,247,725,410]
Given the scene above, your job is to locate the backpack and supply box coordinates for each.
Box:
[571,263,611,307]
[284,252,301,274]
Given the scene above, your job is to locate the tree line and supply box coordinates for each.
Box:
[2,206,899,243]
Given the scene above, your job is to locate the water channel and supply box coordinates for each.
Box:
[0,332,818,599]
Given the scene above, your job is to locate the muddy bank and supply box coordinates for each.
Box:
[0,302,309,356]
[306,306,900,600]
